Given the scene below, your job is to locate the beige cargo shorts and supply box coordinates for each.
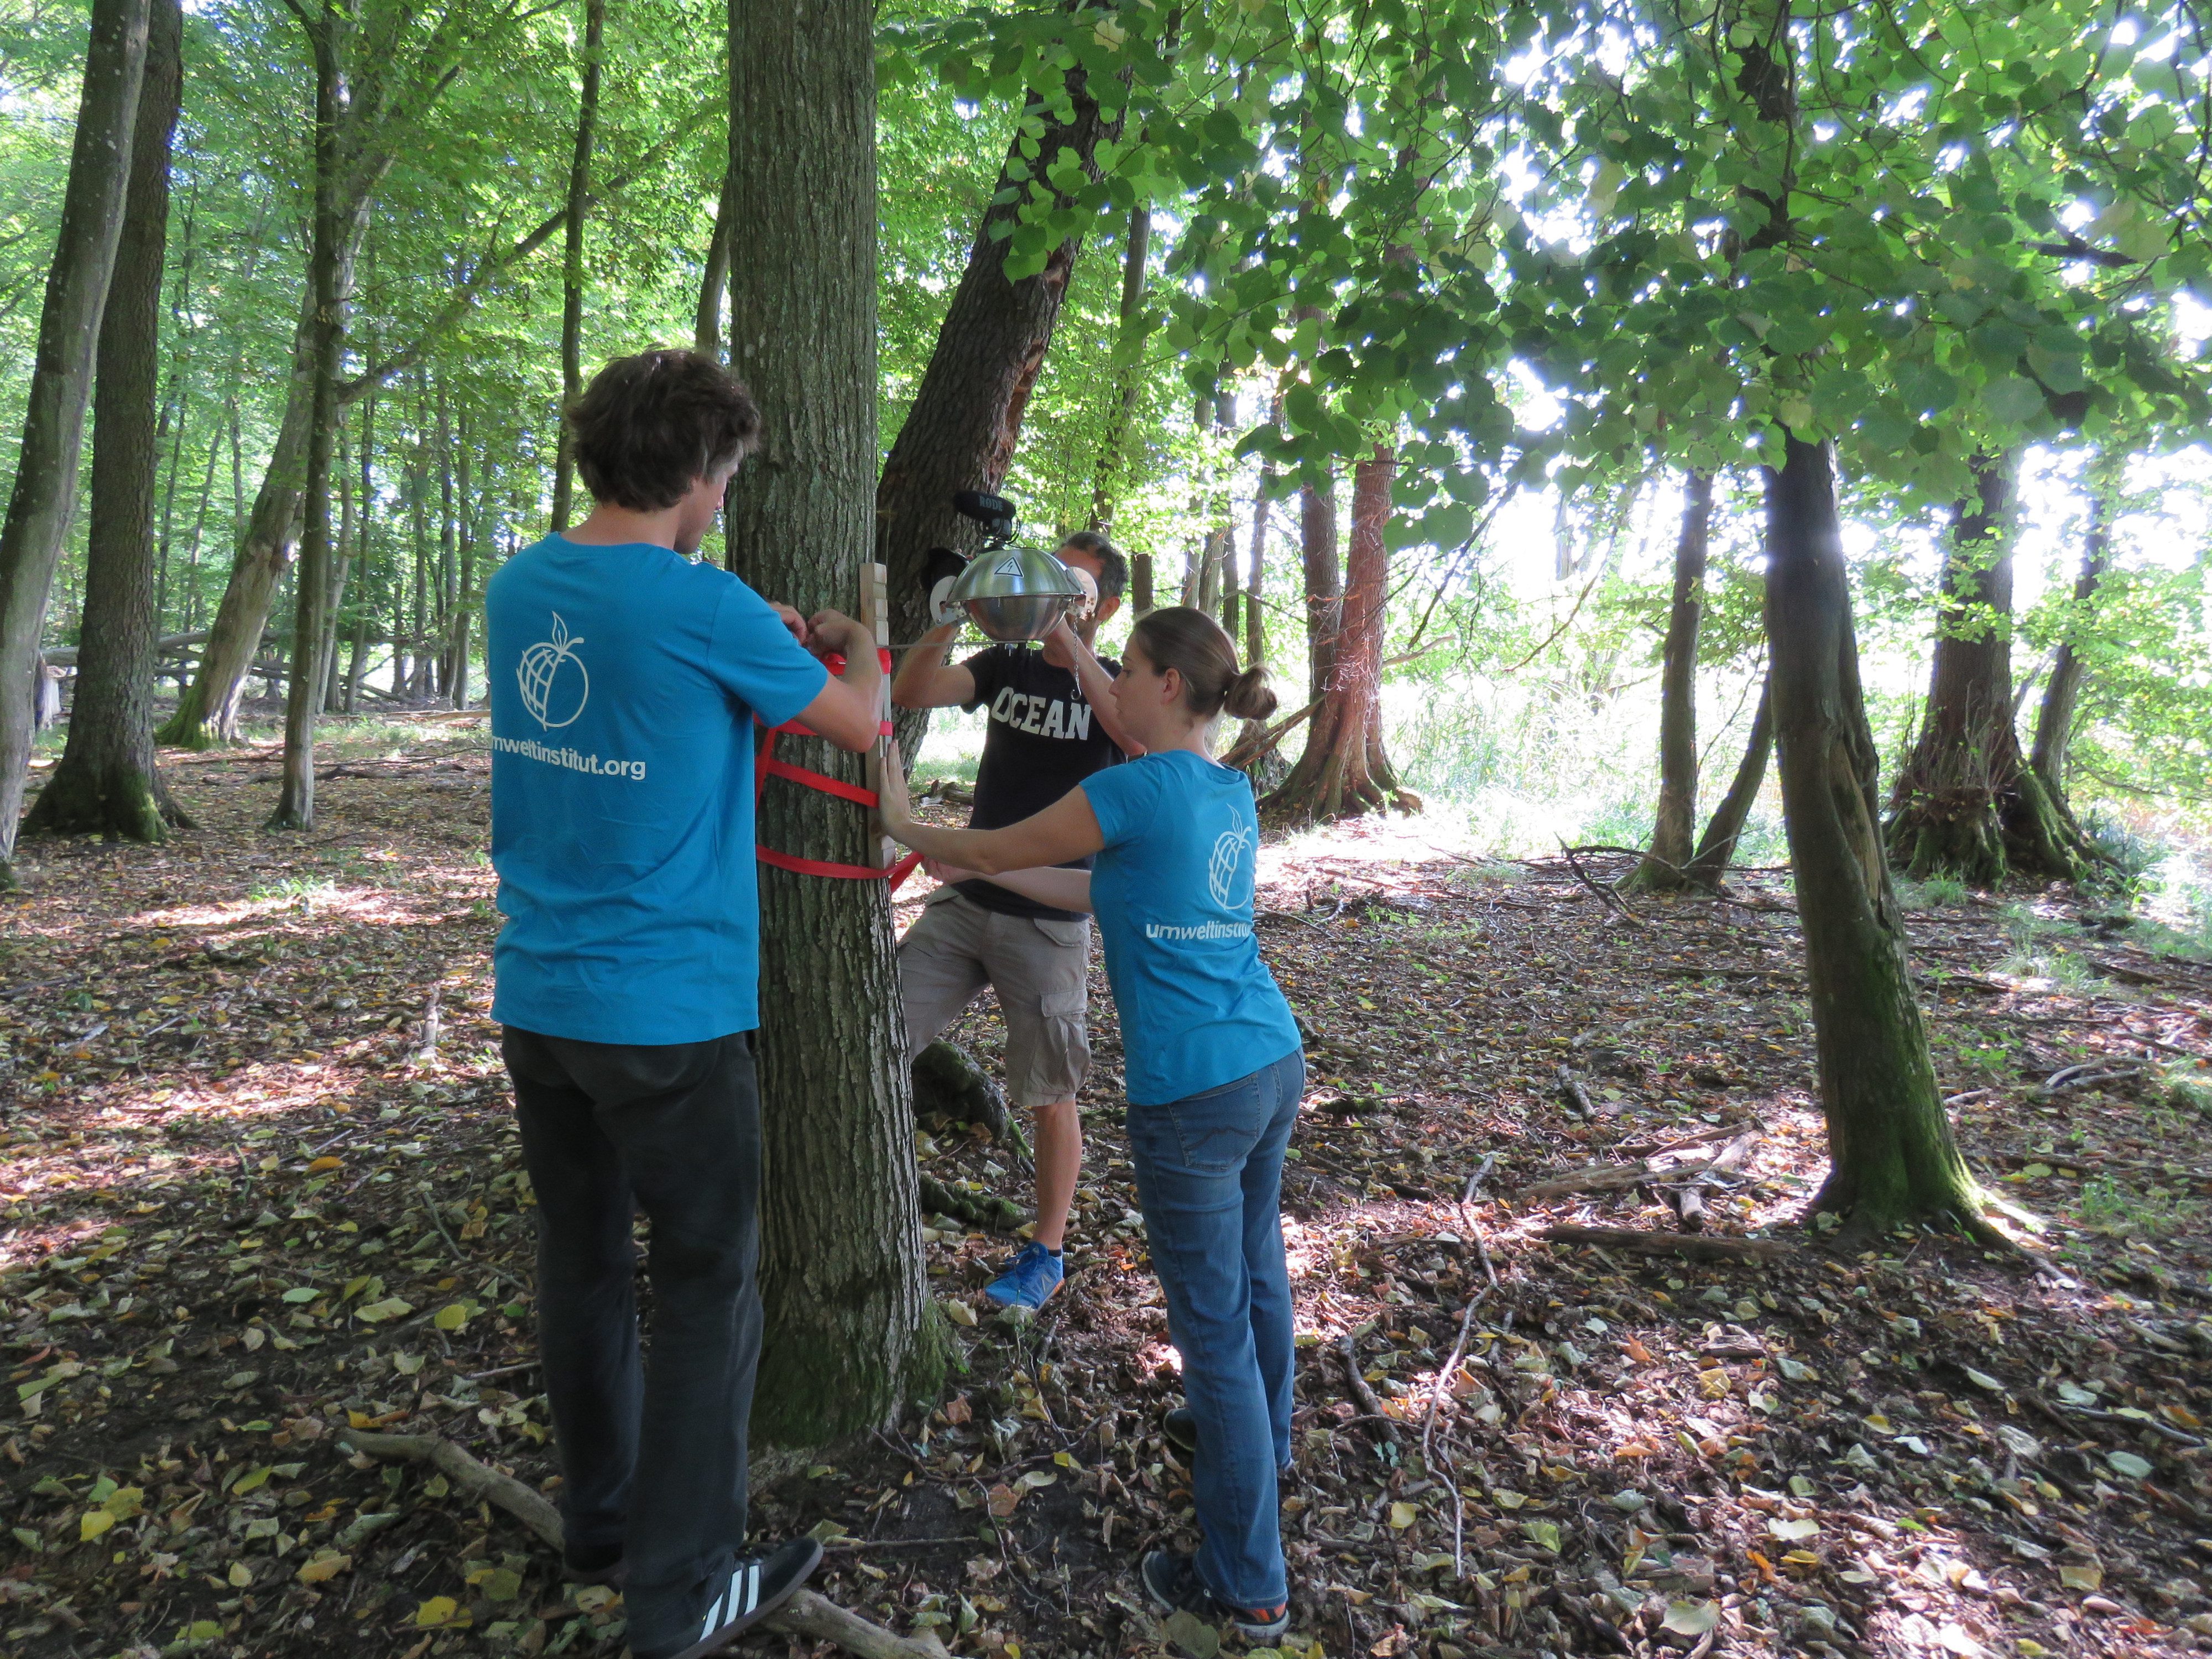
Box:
[899,888,1092,1107]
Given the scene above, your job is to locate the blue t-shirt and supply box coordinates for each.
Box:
[485,535,828,1044]
[1081,749,1302,1107]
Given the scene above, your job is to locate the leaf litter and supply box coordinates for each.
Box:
[0,742,2208,1659]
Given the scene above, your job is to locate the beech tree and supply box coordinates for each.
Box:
[1887,452,2095,885]
[1624,471,1712,893]
[0,0,150,875]
[25,0,184,844]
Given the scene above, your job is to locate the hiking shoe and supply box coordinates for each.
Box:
[562,1540,625,1588]
[983,1240,1063,1309]
[1162,1405,1293,1478]
[637,1536,822,1659]
[1141,1548,1289,1642]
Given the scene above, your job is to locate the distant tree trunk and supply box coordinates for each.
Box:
[1129,551,1154,617]
[870,46,1122,758]
[1266,444,1406,823]
[2029,455,2114,808]
[1299,470,1340,706]
[1626,471,1713,894]
[1221,521,1241,641]
[0,0,150,872]
[1245,457,1270,670]
[1762,435,1987,1241]
[26,0,184,844]
[727,0,932,1446]
[693,160,737,358]
[547,0,604,533]
[1087,202,1150,534]
[1684,672,1771,891]
[1886,451,2090,885]
[269,3,347,831]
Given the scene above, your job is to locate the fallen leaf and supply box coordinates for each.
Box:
[1662,1600,1719,1637]
[295,1550,350,1584]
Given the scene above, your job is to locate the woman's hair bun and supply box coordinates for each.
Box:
[1223,665,1278,722]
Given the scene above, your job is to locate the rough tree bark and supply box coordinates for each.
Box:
[1886,451,2091,885]
[25,0,186,843]
[869,40,1122,758]
[1625,471,1712,894]
[268,0,349,831]
[1683,672,1771,891]
[0,0,150,873]
[547,0,605,532]
[1763,436,1989,1240]
[1298,468,1340,707]
[1266,445,1408,822]
[2029,453,2115,811]
[727,0,935,1444]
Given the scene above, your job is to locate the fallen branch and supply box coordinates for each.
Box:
[1538,1225,1794,1262]
[1674,1131,1760,1234]
[1522,1157,1719,1202]
[1559,842,1647,928]
[1334,1336,1402,1451]
[1553,1065,1595,1123]
[340,1430,951,1659]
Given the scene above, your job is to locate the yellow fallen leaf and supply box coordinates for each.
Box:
[942,1300,978,1328]
[1389,1501,1417,1529]
[307,1156,343,1173]
[414,1595,467,1629]
[2058,1560,2103,1592]
[432,1303,471,1332]
[227,1561,254,1588]
[79,1509,114,1542]
[296,1551,351,1584]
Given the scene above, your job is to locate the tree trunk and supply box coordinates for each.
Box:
[693,160,738,358]
[548,0,605,533]
[869,45,1122,759]
[0,0,150,871]
[1221,521,1241,641]
[268,4,347,831]
[2029,454,2114,804]
[1266,445,1405,823]
[1886,451,2090,885]
[1626,471,1713,894]
[1298,471,1340,706]
[1129,550,1153,617]
[25,0,184,844]
[1087,201,1150,534]
[1245,449,1270,671]
[1762,435,1987,1241]
[727,0,933,1446]
[1684,672,1771,891]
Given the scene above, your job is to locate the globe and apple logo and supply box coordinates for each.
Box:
[518,613,591,731]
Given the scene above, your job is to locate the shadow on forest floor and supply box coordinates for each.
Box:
[2,729,2209,1659]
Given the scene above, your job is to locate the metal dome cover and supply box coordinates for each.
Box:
[946,543,1083,641]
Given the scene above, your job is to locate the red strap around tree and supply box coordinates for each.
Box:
[753,648,920,890]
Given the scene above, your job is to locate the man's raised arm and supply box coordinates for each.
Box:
[890,618,977,711]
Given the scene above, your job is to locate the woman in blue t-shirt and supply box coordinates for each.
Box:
[881,606,1303,1642]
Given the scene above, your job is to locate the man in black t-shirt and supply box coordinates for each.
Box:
[891,531,1139,1308]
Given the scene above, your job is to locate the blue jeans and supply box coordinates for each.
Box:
[1124,1047,1304,1609]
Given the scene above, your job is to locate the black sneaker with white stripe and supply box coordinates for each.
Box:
[636,1536,823,1659]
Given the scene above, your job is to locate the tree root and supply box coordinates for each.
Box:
[338,1429,952,1659]
[916,1174,1027,1234]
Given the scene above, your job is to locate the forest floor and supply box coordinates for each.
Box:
[3,716,2210,1659]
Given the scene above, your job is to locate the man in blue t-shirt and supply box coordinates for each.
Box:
[486,349,882,1658]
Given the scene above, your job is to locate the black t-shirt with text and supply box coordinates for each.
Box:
[956,643,1125,921]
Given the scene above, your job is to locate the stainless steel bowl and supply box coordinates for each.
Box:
[966,593,1079,641]
[947,544,1083,642]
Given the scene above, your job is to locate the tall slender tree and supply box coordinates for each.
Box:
[27,0,186,843]
[0,0,150,875]
[268,0,352,830]
[548,0,606,532]
[1626,471,1713,893]
[2028,451,2117,815]
[726,0,933,1444]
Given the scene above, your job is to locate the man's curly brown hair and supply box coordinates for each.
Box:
[568,349,763,512]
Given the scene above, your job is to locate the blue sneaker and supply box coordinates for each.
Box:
[983,1240,1064,1308]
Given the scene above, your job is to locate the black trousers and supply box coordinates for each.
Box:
[503,1026,763,1655]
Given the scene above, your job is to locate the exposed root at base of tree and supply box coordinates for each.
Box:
[339,1430,953,1659]
[917,1173,1027,1233]
[1806,1180,2024,1255]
